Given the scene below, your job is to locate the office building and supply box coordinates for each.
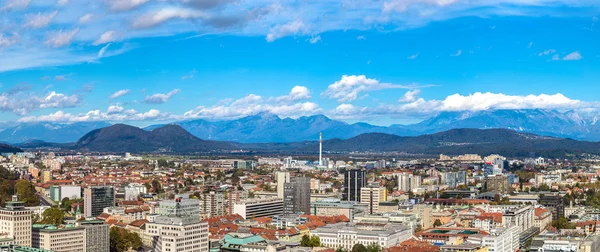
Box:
[360,186,387,214]
[84,186,115,217]
[50,185,81,202]
[32,224,86,252]
[343,169,366,202]
[442,172,458,188]
[310,199,355,220]
[159,194,201,217]
[484,175,511,194]
[233,198,283,219]
[487,205,534,233]
[539,195,564,221]
[145,205,209,252]
[276,171,290,199]
[457,171,467,185]
[413,204,433,229]
[79,219,109,252]
[124,183,147,201]
[312,222,412,250]
[283,176,311,215]
[200,191,226,217]
[41,170,52,183]
[466,226,519,252]
[398,174,422,192]
[0,195,33,247]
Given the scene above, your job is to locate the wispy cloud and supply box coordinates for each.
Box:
[143,89,180,104]
[450,49,462,57]
[407,52,419,59]
[109,89,130,99]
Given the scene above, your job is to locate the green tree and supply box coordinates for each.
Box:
[351,244,367,252]
[433,219,442,227]
[336,248,347,252]
[366,244,382,252]
[415,224,423,233]
[309,235,321,247]
[15,180,39,206]
[110,227,143,252]
[151,179,163,194]
[300,234,310,247]
[552,217,575,230]
[41,207,64,226]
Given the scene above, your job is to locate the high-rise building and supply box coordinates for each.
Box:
[283,177,311,215]
[343,169,366,202]
[443,172,458,188]
[398,174,422,192]
[276,171,290,199]
[540,195,564,221]
[484,175,511,194]
[41,170,52,183]
[233,198,283,219]
[413,204,433,229]
[79,219,109,252]
[32,224,86,252]
[50,185,81,202]
[159,194,201,217]
[360,185,387,214]
[200,191,225,217]
[457,171,467,185]
[0,195,33,247]
[84,186,115,217]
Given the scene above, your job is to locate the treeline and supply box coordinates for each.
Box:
[0,166,39,207]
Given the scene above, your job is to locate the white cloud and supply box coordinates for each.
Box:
[105,0,149,11]
[79,13,94,24]
[93,31,117,45]
[308,35,321,44]
[24,11,59,29]
[18,107,170,122]
[266,21,307,42]
[383,0,458,13]
[54,73,71,81]
[274,86,311,103]
[538,49,555,56]
[399,89,421,102]
[357,36,366,40]
[450,49,462,56]
[407,52,419,59]
[45,28,80,48]
[552,54,560,61]
[132,7,207,28]
[322,75,420,103]
[181,69,197,80]
[0,91,82,115]
[143,89,180,104]
[109,89,130,99]
[528,41,533,48]
[98,43,111,58]
[1,0,30,11]
[0,33,20,49]
[107,104,124,114]
[563,51,582,61]
[57,0,69,6]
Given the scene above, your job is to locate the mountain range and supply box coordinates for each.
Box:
[2,109,600,144]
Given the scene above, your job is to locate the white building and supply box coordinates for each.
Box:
[487,205,534,233]
[312,222,412,250]
[233,198,283,219]
[158,194,201,217]
[146,215,209,252]
[360,186,387,214]
[32,224,86,252]
[398,174,421,192]
[276,171,290,198]
[466,226,519,252]
[124,183,147,200]
[0,196,32,247]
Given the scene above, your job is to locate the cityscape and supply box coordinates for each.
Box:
[1,0,599,252]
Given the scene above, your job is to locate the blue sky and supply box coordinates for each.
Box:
[0,0,599,127]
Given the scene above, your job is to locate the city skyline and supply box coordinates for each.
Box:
[0,0,598,127]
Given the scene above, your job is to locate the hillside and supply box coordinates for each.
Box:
[0,122,111,143]
[0,143,22,153]
[75,124,235,153]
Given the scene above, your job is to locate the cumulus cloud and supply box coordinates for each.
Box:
[132,7,207,28]
[563,51,582,61]
[273,86,311,103]
[143,89,180,104]
[399,89,421,102]
[93,31,117,45]
[308,35,321,44]
[105,0,149,11]
[24,11,59,29]
[450,49,462,56]
[322,75,420,103]
[266,21,307,42]
[18,107,169,122]
[79,13,94,23]
[357,36,366,40]
[109,89,130,99]
[45,28,79,48]
[0,91,82,115]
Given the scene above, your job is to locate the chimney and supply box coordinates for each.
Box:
[319,132,323,166]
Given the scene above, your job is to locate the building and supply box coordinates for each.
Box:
[200,191,226,217]
[484,175,511,194]
[32,224,86,252]
[534,208,552,230]
[283,176,311,215]
[312,222,412,250]
[416,228,489,246]
[487,205,534,233]
[440,244,488,252]
[233,198,283,219]
[398,174,421,192]
[276,171,290,199]
[414,204,433,229]
[159,194,201,217]
[0,195,33,247]
[79,218,109,252]
[124,183,147,201]
[343,169,366,202]
[84,186,115,217]
[41,170,52,183]
[310,199,355,220]
[540,195,564,221]
[466,227,519,252]
[360,186,387,214]
[145,214,209,252]
[50,185,81,202]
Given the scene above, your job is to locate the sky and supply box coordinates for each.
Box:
[0,0,599,127]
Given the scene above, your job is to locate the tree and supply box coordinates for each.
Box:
[351,244,367,252]
[336,248,347,252]
[309,235,321,247]
[366,244,382,252]
[15,180,39,206]
[433,219,442,227]
[301,235,311,247]
[415,224,423,233]
[151,179,163,194]
[110,227,143,252]
[41,207,64,226]
[552,217,575,230]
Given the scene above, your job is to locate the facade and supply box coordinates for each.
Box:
[146,215,209,252]
[0,195,33,247]
[414,204,433,229]
[32,224,86,252]
[360,186,387,214]
[343,169,366,202]
[534,208,552,230]
[283,176,311,215]
[84,186,115,217]
[398,174,422,192]
[159,194,201,217]
[484,175,511,194]
[50,185,81,202]
[487,205,534,233]
[233,198,283,219]
[312,222,412,250]
[540,195,564,221]
[276,171,290,199]
[200,191,226,217]
[466,227,519,252]
[124,183,147,200]
[79,219,110,252]
[310,199,354,220]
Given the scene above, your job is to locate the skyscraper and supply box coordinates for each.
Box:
[0,195,33,247]
[343,169,366,202]
[276,171,290,198]
[79,218,110,252]
[398,174,422,192]
[360,185,387,214]
[283,176,311,215]
[84,186,115,217]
